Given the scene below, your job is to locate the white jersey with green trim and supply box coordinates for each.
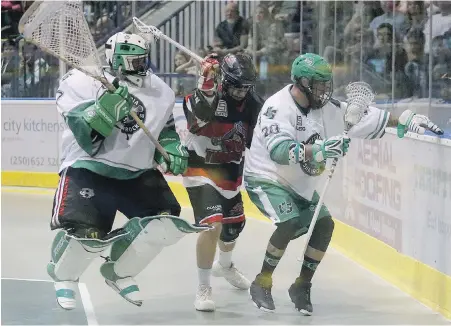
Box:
[57,68,175,174]
[244,84,390,200]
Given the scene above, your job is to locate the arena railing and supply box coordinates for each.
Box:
[1,0,450,135]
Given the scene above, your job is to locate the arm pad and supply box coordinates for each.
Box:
[269,140,306,165]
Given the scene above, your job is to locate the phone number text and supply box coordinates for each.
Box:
[9,156,59,167]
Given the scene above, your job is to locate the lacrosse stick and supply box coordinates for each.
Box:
[18,1,170,161]
[298,81,375,262]
[133,17,203,64]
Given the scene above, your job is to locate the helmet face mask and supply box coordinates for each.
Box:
[228,85,252,101]
[105,32,150,76]
[124,54,148,74]
[308,78,333,109]
[223,79,254,100]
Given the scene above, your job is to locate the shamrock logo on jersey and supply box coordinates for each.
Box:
[300,133,326,176]
[263,106,277,119]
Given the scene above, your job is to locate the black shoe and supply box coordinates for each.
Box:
[249,274,275,312]
[288,281,313,315]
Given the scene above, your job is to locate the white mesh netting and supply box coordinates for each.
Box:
[132,17,156,45]
[345,81,375,107]
[344,81,375,126]
[20,0,102,78]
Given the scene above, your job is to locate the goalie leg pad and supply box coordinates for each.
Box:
[104,215,211,277]
[47,228,124,310]
[47,229,117,282]
[100,215,210,305]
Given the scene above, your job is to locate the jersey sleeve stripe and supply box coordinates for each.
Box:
[266,133,293,152]
[365,109,383,139]
[370,110,389,139]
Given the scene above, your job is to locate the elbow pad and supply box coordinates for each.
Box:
[269,140,306,165]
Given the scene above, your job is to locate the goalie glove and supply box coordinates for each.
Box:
[155,129,189,175]
[397,109,444,138]
[82,85,132,138]
[312,135,351,163]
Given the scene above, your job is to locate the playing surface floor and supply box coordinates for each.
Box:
[1,189,448,325]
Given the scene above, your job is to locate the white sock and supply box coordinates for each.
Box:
[219,249,233,268]
[198,268,211,286]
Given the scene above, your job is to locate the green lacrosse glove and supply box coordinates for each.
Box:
[311,135,351,163]
[82,85,132,137]
[155,129,189,175]
[397,109,444,138]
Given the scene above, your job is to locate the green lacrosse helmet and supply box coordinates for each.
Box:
[105,32,150,76]
[291,53,333,109]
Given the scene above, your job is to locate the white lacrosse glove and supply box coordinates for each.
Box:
[397,109,444,138]
[312,135,351,163]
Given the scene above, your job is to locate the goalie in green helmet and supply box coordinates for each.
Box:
[45,32,210,311]
[243,53,443,315]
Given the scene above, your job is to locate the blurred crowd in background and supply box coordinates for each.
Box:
[2,1,451,131]
[1,0,157,97]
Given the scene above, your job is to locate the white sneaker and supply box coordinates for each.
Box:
[211,260,251,290]
[194,284,215,312]
[55,281,77,310]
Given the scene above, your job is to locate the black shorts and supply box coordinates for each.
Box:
[51,167,181,234]
[186,184,245,226]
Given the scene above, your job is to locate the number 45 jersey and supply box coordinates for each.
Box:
[244,84,390,201]
[179,89,264,198]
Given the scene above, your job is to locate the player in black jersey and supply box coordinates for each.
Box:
[178,53,264,311]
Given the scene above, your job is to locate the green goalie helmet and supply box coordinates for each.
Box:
[291,53,333,109]
[105,32,150,76]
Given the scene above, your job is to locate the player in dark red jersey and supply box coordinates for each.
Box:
[178,53,264,311]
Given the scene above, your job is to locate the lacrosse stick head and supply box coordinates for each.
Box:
[133,17,159,45]
[18,0,104,80]
[344,81,375,129]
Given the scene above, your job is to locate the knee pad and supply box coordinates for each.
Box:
[48,227,124,282]
[309,216,334,252]
[270,218,305,247]
[103,215,209,279]
[220,220,246,243]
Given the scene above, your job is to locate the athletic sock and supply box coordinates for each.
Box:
[198,268,211,287]
[260,231,288,279]
[261,250,283,277]
[218,249,233,268]
[297,256,320,284]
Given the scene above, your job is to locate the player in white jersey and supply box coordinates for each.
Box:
[243,53,444,315]
[47,32,209,310]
